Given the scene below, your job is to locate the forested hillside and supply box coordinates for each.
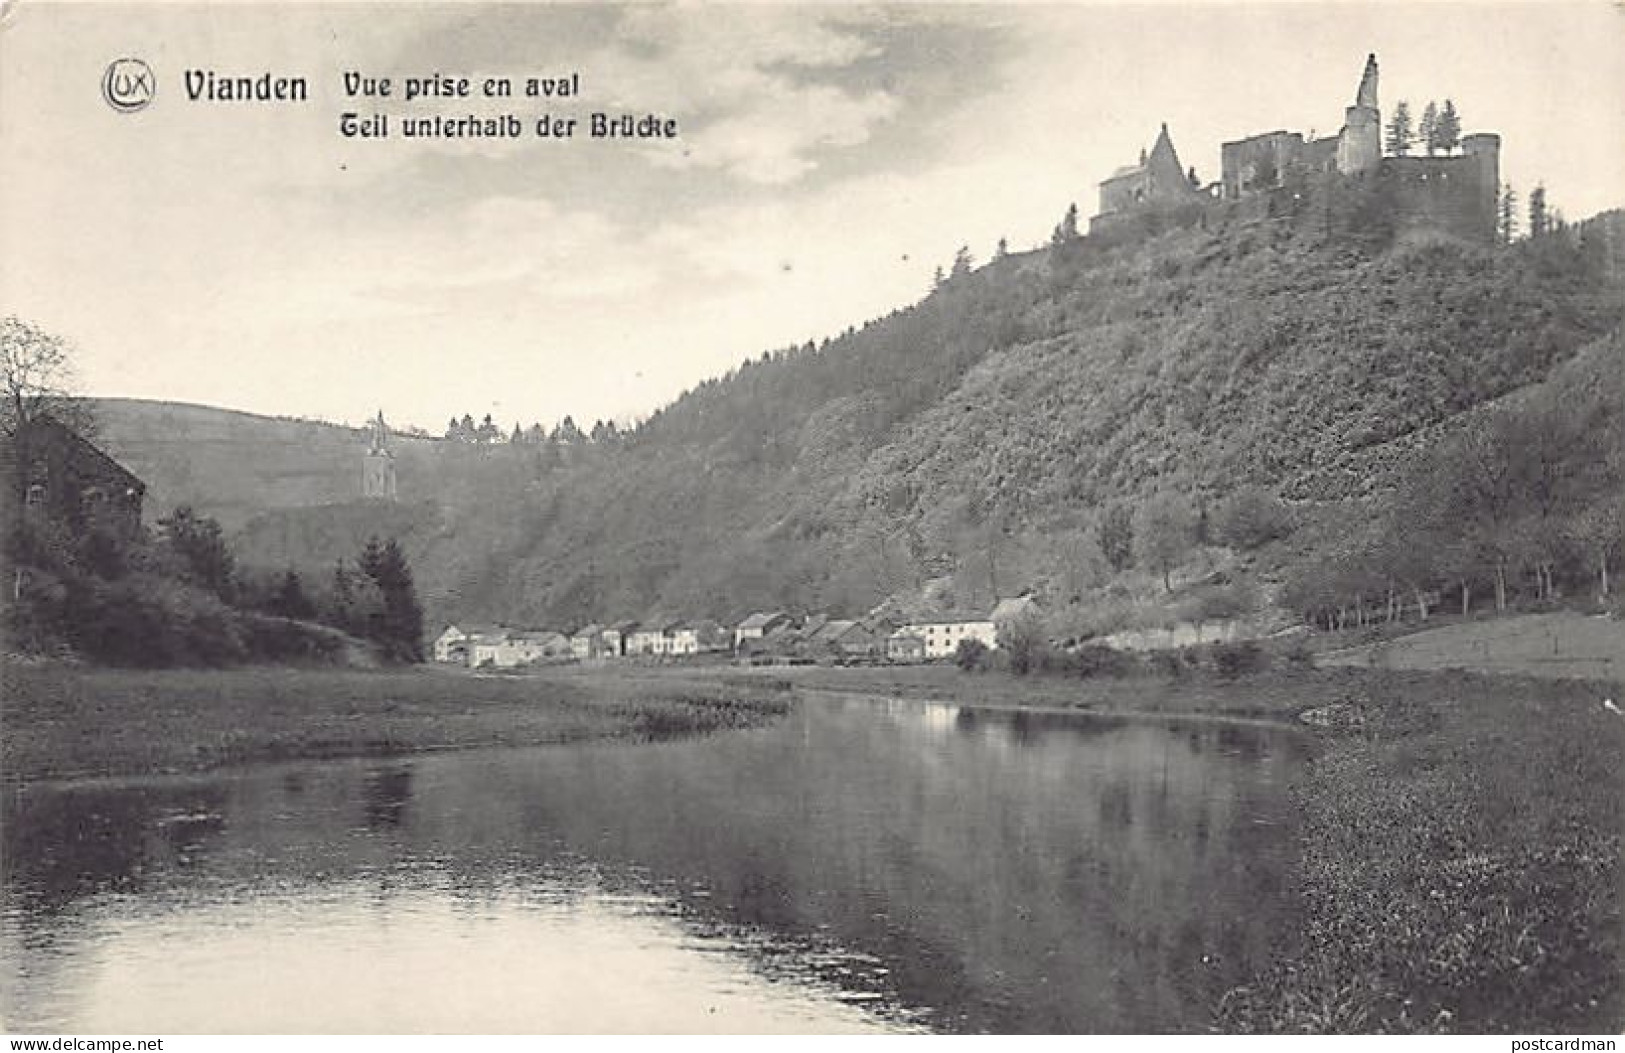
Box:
[100,208,1625,634]
[396,210,1621,629]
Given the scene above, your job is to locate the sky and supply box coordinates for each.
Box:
[2,0,1622,434]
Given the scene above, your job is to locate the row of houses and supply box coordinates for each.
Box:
[434,598,1036,669]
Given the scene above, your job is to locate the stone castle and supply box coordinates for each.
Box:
[1090,54,1500,243]
[362,409,397,501]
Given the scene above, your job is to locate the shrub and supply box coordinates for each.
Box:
[1073,644,1136,678]
[1211,639,1268,677]
[955,637,991,672]
[1148,649,1185,678]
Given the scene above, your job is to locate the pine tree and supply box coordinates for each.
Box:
[272,569,314,620]
[357,536,424,662]
[932,265,945,290]
[1527,184,1549,238]
[950,245,974,279]
[993,237,1008,260]
[1419,101,1439,156]
[1436,99,1462,154]
[1385,100,1414,156]
[1497,183,1520,244]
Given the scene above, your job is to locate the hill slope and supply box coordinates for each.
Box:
[92,208,1625,631]
[418,212,1621,628]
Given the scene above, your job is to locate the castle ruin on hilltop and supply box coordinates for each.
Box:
[1090,54,1500,243]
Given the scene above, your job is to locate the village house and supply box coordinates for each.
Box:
[663,622,699,656]
[470,628,568,668]
[4,415,146,538]
[733,610,791,651]
[626,624,666,656]
[570,623,604,660]
[605,620,639,657]
[886,633,927,663]
[804,618,887,661]
[433,623,504,664]
[897,615,999,659]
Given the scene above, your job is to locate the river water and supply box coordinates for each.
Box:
[1,695,1305,1033]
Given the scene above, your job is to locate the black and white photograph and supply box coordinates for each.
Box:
[1,0,1622,1038]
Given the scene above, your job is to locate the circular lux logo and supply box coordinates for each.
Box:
[102,58,155,113]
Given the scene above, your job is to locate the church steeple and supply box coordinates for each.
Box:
[362,410,397,500]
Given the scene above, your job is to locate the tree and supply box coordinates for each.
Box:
[358,535,424,662]
[932,265,945,290]
[1097,502,1135,573]
[1385,100,1414,156]
[1051,203,1079,246]
[1214,486,1292,550]
[1134,492,1195,593]
[1528,184,1550,239]
[954,636,990,672]
[1435,99,1461,154]
[2,316,90,437]
[1567,496,1624,600]
[157,506,234,598]
[993,237,1009,261]
[995,605,1046,676]
[271,568,315,620]
[950,245,974,279]
[1418,102,1439,155]
[1497,183,1519,245]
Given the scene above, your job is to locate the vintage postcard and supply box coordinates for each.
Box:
[2,0,1622,1038]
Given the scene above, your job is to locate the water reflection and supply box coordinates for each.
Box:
[1,696,1304,1033]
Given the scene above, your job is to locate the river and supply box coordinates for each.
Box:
[1,694,1306,1033]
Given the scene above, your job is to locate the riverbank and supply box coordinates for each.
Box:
[1216,664,1623,1033]
[0,663,791,784]
[652,661,1624,1033]
[5,658,1618,1032]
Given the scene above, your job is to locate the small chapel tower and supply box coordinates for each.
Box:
[362,409,398,501]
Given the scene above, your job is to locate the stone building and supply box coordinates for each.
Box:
[362,410,398,501]
[1091,124,1203,233]
[4,415,145,538]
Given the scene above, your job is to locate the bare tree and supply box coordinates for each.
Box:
[1,316,90,437]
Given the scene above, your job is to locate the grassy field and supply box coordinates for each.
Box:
[1317,610,1625,682]
[0,663,791,783]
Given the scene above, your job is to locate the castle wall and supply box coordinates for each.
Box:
[1380,154,1497,242]
[1099,170,1149,216]
[1221,131,1303,199]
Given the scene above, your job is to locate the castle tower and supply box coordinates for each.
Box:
[1336,53,1382,175]
[1461,132,1502,240]
[362,409,398,501]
